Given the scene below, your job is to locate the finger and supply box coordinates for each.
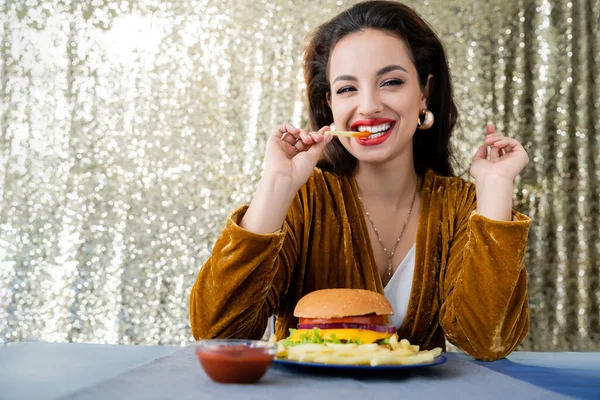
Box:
[490,144,500,161]
[273,124,288,138]
[281,131,300,145]
[484,135,506,144]
[485,137,509,155]
[312,132,334,144]
[298,130,315,147]
[488,137,500,160]
[487,136,520,149]
[302,125,334,158]
[491,139,510,149]
[308,131,323,143]
[484,123,500,160]
[282,140,301,158]
[493,138,526,154]
[284,123,300,135]
[278,123,301,142]
[487,136,522,159]
[472,145,488,161]
[305,136,330,159]
[311,126,333,143]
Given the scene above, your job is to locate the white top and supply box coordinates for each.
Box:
[383,243,416,329]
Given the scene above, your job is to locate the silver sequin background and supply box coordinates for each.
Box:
[0,0,598,350]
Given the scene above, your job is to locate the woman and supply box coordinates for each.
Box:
[190,0,531,361]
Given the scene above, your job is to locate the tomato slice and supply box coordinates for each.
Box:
[299,315,385,325]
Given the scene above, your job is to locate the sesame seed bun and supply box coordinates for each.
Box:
[293,288,394,318]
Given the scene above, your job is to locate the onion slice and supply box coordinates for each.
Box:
[297,323,397,334]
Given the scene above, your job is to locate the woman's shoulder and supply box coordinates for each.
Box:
[424,168,474,190]
[304,167,351,189]
[298,167,354,209]
[423,169,476,207]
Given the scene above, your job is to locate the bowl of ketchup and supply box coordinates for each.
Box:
[195,339,277,384]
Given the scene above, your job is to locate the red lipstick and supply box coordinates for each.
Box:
[349,118,396,146]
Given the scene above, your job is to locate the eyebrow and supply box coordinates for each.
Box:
[332,64,408,84]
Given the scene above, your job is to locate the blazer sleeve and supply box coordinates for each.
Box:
[439,183,532,361]
[189,196,303,340]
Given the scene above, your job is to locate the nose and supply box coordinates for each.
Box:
[357,89,383,116]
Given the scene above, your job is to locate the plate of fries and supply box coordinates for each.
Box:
[273,336,446,374]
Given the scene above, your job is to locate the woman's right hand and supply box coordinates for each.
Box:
[264,123,333,190]
[240,124,332,234]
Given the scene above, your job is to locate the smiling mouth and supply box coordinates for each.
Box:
[354,122,394,139]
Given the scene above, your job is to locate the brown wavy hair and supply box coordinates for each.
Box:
[305,0,458,176]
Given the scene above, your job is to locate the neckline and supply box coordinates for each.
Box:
[384,242,416,290]
[349,169,432,334]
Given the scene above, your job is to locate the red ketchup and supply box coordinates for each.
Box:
[196,345,275,384]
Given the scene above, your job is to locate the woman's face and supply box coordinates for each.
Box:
[328,29,431,165]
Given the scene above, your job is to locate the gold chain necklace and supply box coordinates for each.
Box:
[358,176,420,282]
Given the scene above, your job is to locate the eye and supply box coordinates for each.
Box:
[336,86,356,94]
[381,79,404,87]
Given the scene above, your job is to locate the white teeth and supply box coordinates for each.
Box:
[367,131,387,139]
[357,122,392,133]
[355,122,392,138]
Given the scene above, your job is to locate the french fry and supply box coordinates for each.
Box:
[389,334,399,350]
[325,342,358,349]
[277,342,288,357]
[315,353,373,365]
[369,353,398,366]
[429,347,443,357]
[327,123,372,138]
[357,343,379,352]
[325,130,371,138]
[289,343,334,353]
[277,337,443,367]
[394,352,434,365]
[391,347,416,357]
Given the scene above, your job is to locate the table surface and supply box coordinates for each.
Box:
[0,342,599,400]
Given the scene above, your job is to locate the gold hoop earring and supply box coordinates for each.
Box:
[417,109,434,130]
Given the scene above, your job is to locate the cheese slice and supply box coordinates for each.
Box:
[289,328,393,344]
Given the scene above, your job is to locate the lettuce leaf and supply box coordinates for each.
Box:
[282,327,367,347]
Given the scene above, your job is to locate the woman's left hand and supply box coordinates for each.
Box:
[470,123,529,183]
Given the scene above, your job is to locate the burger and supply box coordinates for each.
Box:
[281,288,397,347]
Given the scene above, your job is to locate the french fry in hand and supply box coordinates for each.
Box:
[325,130,371,138]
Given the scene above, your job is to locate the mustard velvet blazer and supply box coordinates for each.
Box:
[190,168,531,361]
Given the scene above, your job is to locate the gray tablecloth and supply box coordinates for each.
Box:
[60,347,572,400]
